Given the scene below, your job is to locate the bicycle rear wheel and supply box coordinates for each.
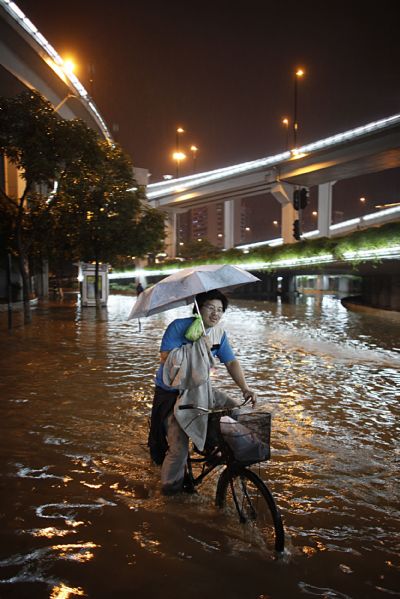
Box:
[215,467,285,553]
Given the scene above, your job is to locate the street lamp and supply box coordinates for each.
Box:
[293,68,304,147]
[172,151,186,177]
[282,117,290,150]
[174,127,185,177]
[54,58,79,112]
[190,145,198,173]
[176,127,184,151]
[63,58,76,75]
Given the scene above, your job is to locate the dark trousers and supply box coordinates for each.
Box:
[147,386,178,465]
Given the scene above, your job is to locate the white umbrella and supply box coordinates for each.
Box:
[128,264,260,320]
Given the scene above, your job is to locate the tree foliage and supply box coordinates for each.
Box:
[0,90,165,320]
[0,90,60,188]
[52,141,165,268]
[179,238,221,261]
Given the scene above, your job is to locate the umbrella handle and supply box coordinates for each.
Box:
[194,298,207,336]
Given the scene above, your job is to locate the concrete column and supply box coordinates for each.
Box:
[224,199,235,250]
[281,202,297,244]
[391,275,400,310]
[270,182,296,244]
[338,277,351,294]
[315,275,329,291]
[318,181,335,237]
[165,212,177,258]
[280,274,297,297]
[135,258,147,289]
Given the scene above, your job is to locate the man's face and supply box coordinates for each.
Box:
[199,299,224,328]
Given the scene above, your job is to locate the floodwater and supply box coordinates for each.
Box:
[0,294,399,599]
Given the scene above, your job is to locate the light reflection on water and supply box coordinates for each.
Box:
[0,294,399,598]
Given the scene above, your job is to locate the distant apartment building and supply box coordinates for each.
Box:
[176,199,250,251]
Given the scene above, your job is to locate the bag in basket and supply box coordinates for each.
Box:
[220,414,270,463]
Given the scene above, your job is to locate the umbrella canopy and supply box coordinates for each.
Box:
[128,264,260,320]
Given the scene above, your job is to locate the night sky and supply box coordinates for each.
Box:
[16,0,400,185]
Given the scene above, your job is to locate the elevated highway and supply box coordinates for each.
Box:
[0,0,111,139]
[147,114,400,252]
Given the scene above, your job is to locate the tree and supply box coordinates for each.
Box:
[52,141,165,303]
[179,238,221,261]
[0,90,166,318]
[0,90,100,323]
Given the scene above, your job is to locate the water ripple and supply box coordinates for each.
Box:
[0,294,399,598]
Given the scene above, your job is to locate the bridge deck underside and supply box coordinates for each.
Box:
[151,126,400,210]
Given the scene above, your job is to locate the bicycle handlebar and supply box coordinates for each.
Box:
[178,403,247,413]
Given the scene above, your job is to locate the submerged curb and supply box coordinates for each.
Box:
[341,296,400,319]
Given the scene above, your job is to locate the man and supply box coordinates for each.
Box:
[148,289,257,495]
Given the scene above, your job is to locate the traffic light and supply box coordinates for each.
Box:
[299,187,309,209]
[293,219,301,241]
[293,188,309,210]
[293,189,300,210]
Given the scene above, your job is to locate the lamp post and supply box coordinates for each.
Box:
[190,145,198,173]
[54,93,78,112]
[293,68,304,147]
[282,117,290,150]
[175,127,185,177]
[54,59,78,112]
[172,151,186,177]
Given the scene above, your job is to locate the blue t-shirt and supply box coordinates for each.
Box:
[155,316,236,391]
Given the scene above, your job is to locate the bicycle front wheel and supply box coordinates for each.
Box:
[215,467,284,553]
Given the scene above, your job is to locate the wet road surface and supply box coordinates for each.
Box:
[0,294,399,598]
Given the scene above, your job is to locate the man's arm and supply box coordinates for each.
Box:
[225,359,257,406]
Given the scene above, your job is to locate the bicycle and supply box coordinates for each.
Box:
[178,404,285,553]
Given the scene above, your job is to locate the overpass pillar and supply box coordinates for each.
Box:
[270,183,297,244]
[318,181,335,237]
[224,199,235,249]
[165,212,177,258]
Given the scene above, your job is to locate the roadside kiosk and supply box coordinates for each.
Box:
[79,262,109,307]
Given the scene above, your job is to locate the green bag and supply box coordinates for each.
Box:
[184,314,204,341]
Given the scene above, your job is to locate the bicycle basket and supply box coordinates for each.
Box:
[220,411,271,464]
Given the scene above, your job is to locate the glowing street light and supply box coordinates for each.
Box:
[172,151,186,177]
[174,127,185,176]
[293,68,305,147]
[176,127,184,151]
[282,117,290,150]
[190,145,198,173]
[63,58,76,75]
[53,57,78,112]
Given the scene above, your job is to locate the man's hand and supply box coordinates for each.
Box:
[242,387,257,407]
